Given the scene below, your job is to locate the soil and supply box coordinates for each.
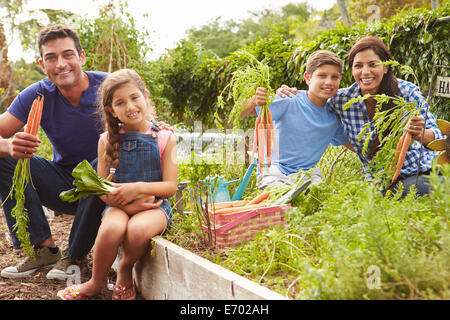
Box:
[0,206,112,300]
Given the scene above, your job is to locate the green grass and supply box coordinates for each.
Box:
[170,158,450,300]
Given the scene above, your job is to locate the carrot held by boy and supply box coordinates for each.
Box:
[240,50,350,190]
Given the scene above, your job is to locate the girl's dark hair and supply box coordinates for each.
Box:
[98,69,156,181]
[349,36,399,159]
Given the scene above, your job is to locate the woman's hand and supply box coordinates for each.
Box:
[407,116,425,140]
[406,115,435,145]
[276,85,298,98]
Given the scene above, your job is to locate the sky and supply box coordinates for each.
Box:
[6,0,337,61]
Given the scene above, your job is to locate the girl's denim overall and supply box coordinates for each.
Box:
[114,125,172,225]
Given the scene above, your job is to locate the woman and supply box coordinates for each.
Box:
[277,36,445,197]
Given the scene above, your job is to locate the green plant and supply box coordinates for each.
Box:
[217,49,275,129]
[59,160,115,202]
[344,93,420,187]
[151,4,450,131]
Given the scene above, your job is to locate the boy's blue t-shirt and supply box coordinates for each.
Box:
[255,90,348,175]
[7,71,108,168]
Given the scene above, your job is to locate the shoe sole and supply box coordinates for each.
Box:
[0,263,55,279]
[46,269,70,281]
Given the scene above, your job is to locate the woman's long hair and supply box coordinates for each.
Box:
[98,69,156,181]
[348,36,399,159]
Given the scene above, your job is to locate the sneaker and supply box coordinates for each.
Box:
[46,248,88,281]
[1,246,61,279]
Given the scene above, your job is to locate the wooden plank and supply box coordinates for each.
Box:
[134,237,288,300]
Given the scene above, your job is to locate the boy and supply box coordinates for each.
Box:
[241,50,353,189]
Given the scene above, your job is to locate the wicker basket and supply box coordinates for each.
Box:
[202,204,289,250]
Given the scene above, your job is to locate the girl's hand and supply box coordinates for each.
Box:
[407,116,425,141]
[122,195,163,216]
[108,183,142,206]
[276,85,298,98]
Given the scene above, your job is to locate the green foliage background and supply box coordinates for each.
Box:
[152,4,450,128]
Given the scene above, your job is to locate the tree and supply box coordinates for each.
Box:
[337,0,352,26]
[186,2,315,58]
[77,1,151,73]
[0,23,14,112]
[349,0,432,24]
[0,0,74,111]
[431,0,440,10]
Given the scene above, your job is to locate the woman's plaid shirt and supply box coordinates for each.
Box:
[328,79,445,177]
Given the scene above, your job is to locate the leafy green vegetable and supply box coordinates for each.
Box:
[268,171,312,206]
[59,160,116,202]
[343,60,424,188]
[3,158,34,258]
[217,49,275,129]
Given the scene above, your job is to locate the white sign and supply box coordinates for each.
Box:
[435,76,450,98]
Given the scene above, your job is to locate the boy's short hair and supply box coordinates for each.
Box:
[38,24,83,58]
[305,50,343,75]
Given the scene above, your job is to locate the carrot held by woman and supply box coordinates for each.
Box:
[391,131,412,184]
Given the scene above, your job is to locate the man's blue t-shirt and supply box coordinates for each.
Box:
[8,71,108,168]
[255,90,348,175]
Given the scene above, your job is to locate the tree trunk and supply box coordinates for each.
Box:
[0,23,16,113]
[337,0,352,26]
[431,0,439,10]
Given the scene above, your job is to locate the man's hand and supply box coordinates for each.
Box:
[276,85,298,98]
[9,132,41,159]
[155,121,174,133]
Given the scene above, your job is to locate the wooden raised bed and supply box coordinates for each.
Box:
[133,237,288,300]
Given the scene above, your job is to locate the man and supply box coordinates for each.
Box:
[0,24,158,280]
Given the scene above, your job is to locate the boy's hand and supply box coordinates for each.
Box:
[10,132,41,159]
[254,87,268,106]
[276,85,298,98]
[241,87,268,117]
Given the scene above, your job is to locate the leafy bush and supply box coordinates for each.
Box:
[218,165,449,299]
[154,4,450,128]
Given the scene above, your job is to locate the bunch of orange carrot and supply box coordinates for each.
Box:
[26,95,45,136]
[390,131,412,184]
[4,95,44,258]
[210,191,270,215]
[252,107,279,173]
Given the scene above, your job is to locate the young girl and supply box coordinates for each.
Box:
[57,69,178,300]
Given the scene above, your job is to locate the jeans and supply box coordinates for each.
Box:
[383,170,441,199]
[0,156,105,259]
[116,130,173,226]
